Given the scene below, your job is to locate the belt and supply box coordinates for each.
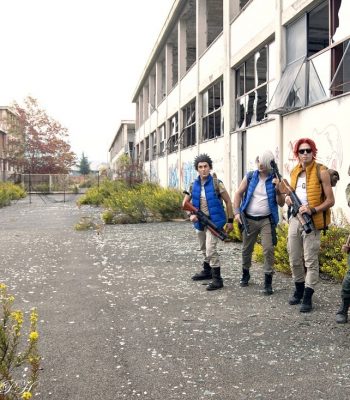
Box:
[245,214,271,221]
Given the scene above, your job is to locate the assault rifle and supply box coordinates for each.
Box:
[270,160,314,234]
[182,194,228,241]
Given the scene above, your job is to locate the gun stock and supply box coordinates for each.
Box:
[182,200,228,241]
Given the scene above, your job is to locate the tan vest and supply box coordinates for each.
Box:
[290,161,330,230]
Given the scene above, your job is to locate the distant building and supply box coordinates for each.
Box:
[131,0,350,217]
[0,106,23,181]
[108,120,135,176]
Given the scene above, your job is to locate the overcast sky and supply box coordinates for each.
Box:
[0,0,174,165]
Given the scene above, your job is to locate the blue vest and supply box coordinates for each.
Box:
[240,170,279,225]
[192,174,227,230]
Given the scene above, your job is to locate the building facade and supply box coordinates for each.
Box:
[0,106,23,181]
[109,120,136,176]
[132,0,350,219]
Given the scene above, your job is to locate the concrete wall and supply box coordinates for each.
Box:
[283,95,350,221]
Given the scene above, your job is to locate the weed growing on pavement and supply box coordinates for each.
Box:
[0,283,40,400]
[74,216,102,232]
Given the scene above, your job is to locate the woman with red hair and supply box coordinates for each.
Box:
[286,138,335,313]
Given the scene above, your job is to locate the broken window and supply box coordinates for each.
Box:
[240,0,250,9]
[235,43,273,129]
[330,39,350,94]
[145,136,150,162]
[266,57,305,114]
[139,141,144,164]
[308,1,329,57]
[167,113,178,153]
[135,144,140,164]
[202,79,224,140]
[151,131,157,160]
[331,0,350,43]
[267,0,350,115]
[181,100,196,149]
[207,0,223,47]
[158,124,166,157]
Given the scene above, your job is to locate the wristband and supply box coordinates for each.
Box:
[227,218,234,223]
[234,208,240,215]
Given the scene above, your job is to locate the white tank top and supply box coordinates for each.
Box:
[246,176,270,216]
[295,175,308,205]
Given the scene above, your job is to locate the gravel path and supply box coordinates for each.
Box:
[0,195,349,399]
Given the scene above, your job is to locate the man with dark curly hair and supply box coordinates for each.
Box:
[182,154,233,290]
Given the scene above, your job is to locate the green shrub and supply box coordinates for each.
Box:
[273,223,291,274]
[80,180,184,224]
[104,189,148,223]
[319,225,350,280]
[226,221,243,242]
[143,186,184,221]
[77,179,128,206]
[0,182,26,207]
[0,190,11,207]
[77,186,105,206]
[0,283,40,399]
[253,222,350,281]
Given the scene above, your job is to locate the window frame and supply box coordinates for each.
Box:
[202,79,224,141]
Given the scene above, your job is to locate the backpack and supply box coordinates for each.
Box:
[316,163,339,188]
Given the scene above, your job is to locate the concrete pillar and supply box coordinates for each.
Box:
[275,0,284,172]
[156,61,163,105]
[178,18,187,79]
[149,74,156,112]
[223,0,234,194]
[165,43,173,94]
[139,95,143,126]
[143,86,149,120]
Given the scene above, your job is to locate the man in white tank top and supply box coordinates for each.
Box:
[233,150,285,295]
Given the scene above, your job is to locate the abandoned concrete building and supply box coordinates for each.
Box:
[0,106,23,181]
[131,0,350,217]
[109,120,136,177]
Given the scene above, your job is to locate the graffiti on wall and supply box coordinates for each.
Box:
[149,162,159,183]
[181,161,197,191]
[283,124,343,176]
[168,163,179,188]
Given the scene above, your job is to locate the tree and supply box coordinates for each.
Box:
[7,96,76,174]
[78,152,91,175]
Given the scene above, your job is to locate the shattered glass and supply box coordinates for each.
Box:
[332,0,350,44]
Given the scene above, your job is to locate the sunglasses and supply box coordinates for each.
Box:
[298,148,312,154]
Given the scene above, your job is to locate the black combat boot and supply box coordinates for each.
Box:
[335,298,350,324]
[240,268,250,287]
[206,267,223,291]
[192,262,212,281]
[263,274,273,295]
[288,282,305,305]
[300,287,314,313]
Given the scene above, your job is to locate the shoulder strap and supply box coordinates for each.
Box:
[212,172,221,197]
[316,163,328,233]
[316,163,324,185]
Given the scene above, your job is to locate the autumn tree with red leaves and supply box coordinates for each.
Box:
[7,97,76,174]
